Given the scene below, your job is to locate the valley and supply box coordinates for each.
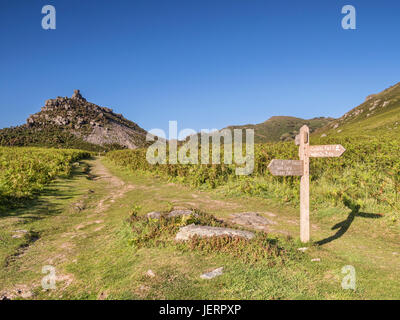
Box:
[0,156,399,299]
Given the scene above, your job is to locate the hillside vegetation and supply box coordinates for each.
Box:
[0,147,90,209]
[316,82,400,138]
[106,132,400,223]
[222,116,333,143]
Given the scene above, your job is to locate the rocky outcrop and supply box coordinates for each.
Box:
[24,90,149,149]
[71,89,86,101]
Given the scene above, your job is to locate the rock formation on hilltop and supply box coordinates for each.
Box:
[0,90,150,151]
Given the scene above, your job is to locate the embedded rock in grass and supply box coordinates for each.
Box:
[200,267,224,280]
[175,224,254,241]
[11,230,28,239]
[230,212,276,230]
[146,269,156,278]
[147,211,162,219]
[147,210,198,220]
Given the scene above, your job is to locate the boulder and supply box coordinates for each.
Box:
[147,209,197,220]
[230,212,276,230]
[175,224,254,241]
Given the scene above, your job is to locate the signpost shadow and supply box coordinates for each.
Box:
[316,209,382,246]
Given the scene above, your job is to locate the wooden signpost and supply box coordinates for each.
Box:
[267,125,345,243]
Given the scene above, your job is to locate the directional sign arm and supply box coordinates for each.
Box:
[268,159,303,176]
[309,145,346,158]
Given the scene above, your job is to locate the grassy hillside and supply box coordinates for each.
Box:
[316,82,400,138]
[223,116,333,143]
[0,126,113,152]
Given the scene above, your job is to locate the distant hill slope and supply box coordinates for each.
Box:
[218,116,333,143]
[0,90,150,151]
[315,82,400,138]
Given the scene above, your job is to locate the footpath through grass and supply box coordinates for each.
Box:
[0,157,399,299]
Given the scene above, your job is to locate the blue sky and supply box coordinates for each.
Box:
[1,0,400,134]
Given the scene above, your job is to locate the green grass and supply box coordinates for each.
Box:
[0,147,91,209]
[1,157,399,299]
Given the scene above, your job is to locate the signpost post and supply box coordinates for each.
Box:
[267,125,345,243]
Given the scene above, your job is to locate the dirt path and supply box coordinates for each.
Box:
[0,157,136,299]
[90,157,135,213]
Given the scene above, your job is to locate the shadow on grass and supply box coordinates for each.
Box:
[0,159,93,221]
[316,198,382,246]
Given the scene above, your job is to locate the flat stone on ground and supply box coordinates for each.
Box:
[175,224,254,241]
[200,267,224,280]
[147,210,197,219]
[11,230,28,239]
[230,212,276,230]
[146,269,156,278]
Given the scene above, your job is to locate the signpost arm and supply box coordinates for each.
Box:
[299,125,310,243]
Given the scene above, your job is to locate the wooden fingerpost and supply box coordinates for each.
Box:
[268,125,345,243]
[299,125,310,243]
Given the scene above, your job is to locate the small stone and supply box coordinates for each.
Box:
[97,292,108,300]
[168,209,196,218]
[311,258,321,262]
[12,230,28,238]
[146,212,161,219]
[13,230,28,233]
[175,224,254,241]
[298,247,308,252]
[200,267,223,280]
[146,210,197,220]
[230,212,276,230]
[146,269,156,278]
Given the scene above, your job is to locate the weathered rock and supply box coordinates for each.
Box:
[230,212,276,230]
[175,224,254,241]
[72,200,85,212]
[168,209,197,218]
[11,230,28,238]
[146,269,156,278]
[147,210,197,220]
[0,285,33,300]
[71,89,86,101]
[54,115,69,126]
[200,267,223,280]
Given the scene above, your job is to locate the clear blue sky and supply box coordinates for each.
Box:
[1,0,399,134]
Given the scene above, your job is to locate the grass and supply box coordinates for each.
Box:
[0,157,399,299]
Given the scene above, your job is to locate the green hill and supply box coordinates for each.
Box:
[315,82,400,138]
[223,116,333,143]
